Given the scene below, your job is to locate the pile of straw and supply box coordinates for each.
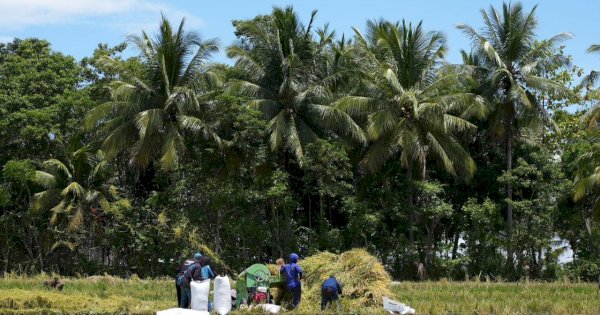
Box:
[269,248,391,312]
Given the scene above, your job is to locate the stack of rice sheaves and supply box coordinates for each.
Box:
[267,248,391,313]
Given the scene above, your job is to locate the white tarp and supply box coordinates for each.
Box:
[190,280,211,311]
[383,296,415,315]
[156,308,210,315]
[213,275,232,315]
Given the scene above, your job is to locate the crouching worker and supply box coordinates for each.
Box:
[281,253,303,309]
[321,275,342,311]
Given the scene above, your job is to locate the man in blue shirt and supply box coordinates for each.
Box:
[280,253,303,309]
[198,256,215,281]
[321,275,343,311]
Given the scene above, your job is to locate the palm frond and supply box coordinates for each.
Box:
[523,75,573,99]
[42,159,72,179]
[456,23,505,69]
[334,96,379,118]
[178,115,226,149]
[306,104,368,145]
[32,189,62,211]
[61,182,85,199]
[34,171,57,189]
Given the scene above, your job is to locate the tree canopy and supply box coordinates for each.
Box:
[0,2,598,282]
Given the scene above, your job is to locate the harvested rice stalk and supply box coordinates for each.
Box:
[267,248,391,312]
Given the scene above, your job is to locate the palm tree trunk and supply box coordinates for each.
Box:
[424,221,434,270]
[308,194,312,230]
[406,166,415,245]
[451,229,460,260]
[319,192,325,248]
[505,115,515,276]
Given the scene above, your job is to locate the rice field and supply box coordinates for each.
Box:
[392,281,600,315]
[0,274,598,314]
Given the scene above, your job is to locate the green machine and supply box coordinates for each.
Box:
[235,263,285,308]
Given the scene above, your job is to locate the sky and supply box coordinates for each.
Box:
[0,0,598,73]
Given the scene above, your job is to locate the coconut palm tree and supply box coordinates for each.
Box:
[457,2,573,272]
[335,20,486,245]
[33,146,111,231]
[226,6,366,163]
[574,44,600,209]
[580,45,600,126]
[84,15,223,170]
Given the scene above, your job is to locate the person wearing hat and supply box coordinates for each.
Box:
[280,253,303,309]
[179,252,202,308]
[320,275,342,311]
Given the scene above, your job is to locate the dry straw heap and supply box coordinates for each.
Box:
[269,248,391,312]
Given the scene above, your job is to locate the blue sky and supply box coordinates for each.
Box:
[0,0,598,74]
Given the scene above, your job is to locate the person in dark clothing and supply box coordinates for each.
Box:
[321,275,342,311]
[175,253,197,306]
[280,253,303,309]
[179,252,202,308]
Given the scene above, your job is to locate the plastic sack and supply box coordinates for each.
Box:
[257,304,282,314]
[190,280,211,311]
[383,296,415,315]
[213,275,232,315]
[156,308,210,315]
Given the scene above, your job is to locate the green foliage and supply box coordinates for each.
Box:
[0,39,90,163]
[2,160,36,185]
[2,2,600,286]
[227,7,366,162]
[85,16,223,170]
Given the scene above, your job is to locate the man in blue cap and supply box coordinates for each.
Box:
[280,253,303,309]
[179,252,202,308]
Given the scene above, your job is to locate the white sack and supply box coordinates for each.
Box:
[383,296,415,315]
[213,275,232,315]
[156,308,210,315]
[190,280,211,311]
[257,304,282,314]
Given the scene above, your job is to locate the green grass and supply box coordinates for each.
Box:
[0,274,598,314]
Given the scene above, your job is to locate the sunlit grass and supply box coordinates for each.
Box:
[392,280,600,315]
[0,274,598,314]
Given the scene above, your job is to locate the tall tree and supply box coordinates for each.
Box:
[574,44,600,219]
[336,20,485,243]
[226,6,366,162]
[0,39,89,163]
[457,2,572,273]
[84,16,223,170]
[580,44,600,125]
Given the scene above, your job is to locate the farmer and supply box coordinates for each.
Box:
[199,256,216,281]
[281,253,303,309]
[180,252,202,308]
[321,275,342,311]
[175,253,197,306]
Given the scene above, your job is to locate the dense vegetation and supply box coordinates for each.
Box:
[0,2,599,282]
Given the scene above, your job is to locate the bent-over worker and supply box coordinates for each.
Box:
[321,275,342,311]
